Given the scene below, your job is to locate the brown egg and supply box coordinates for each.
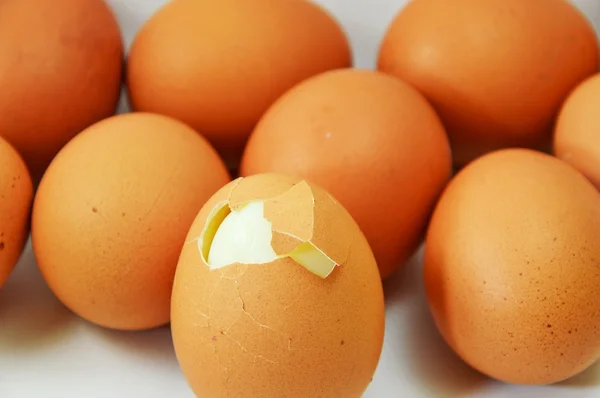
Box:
[378,0,599,167]
[171,173,385,398]
[32,113,230,331]
[554,73,600,188]
[127,0,351,169]
[0,0,123,183]
[240,69,452,280]
[0,138,33,289]
[424,148,600,385]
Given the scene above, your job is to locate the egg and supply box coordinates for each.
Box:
[424,148,600,385]
[171,173,385,398]
[240,69,452,280]
[0,137,33,289]
[126,0,351,169]
[32,113,230,331]
[378,0,599,167]
[0,0,123,183]
[554,73,600,188]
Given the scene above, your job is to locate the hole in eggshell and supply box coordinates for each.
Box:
[199,201,232,265]
[205,201,277,269]
[197,181,342,279]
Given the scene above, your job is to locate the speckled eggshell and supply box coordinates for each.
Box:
[32,113,231,331]
[0,137,33,289]
[424,148,600,385]
[171,173,385,398]
[554,73,600,189]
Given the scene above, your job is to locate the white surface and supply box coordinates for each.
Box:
[2,0,600,397]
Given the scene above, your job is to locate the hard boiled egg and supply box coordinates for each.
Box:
[171,173,385,398]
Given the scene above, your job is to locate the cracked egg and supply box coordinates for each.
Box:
[171,173,385,398]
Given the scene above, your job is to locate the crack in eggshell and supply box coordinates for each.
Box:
[209,338,230,389]
[184,175,364,391]
[262,181,314,254]
[199,177,354,278]
[227,176,290,209]
[196,267,294,382]
[172,174,385,398]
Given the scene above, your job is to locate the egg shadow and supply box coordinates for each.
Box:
[388,246,489,396]
[382,248,421,302]
[557,359,600,387]
[90,323,180,366]
[0,240,76,350]
[117,84,132,115]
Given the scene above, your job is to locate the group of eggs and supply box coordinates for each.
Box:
[2,0,600,396]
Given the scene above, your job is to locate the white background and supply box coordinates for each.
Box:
[2,0,600,397]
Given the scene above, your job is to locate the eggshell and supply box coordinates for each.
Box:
[240,69,452,280]
[261,180,354,267]
[554,73,600,188]
[378,0,599,167]
[127,0,351,168]
[0,138,33,289]
[32,113,230,331]
[0,0,123,183]
[225,178,354,271]
[424,148,600,385]
[171,173,385,398]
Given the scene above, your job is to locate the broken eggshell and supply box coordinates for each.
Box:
[171,173,385,398]
[197,176,354,278]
